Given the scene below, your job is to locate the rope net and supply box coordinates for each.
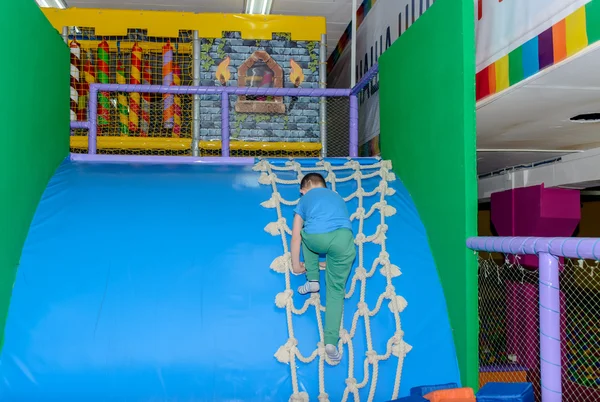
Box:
[254,158,411,401]
[477,252,600,402]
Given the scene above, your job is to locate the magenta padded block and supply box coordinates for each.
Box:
[491,184,580,237]
[491,184,580,267]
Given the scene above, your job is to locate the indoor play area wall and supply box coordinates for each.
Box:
[0,1,69,344]
[379,0,479,390]
[43,8,347,158]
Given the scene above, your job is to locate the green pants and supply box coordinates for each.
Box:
[302,228,356,346]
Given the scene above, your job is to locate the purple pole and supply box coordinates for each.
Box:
[163,45,174,129]
[88,87,98,155]
[349,94,359,157]
[221,94,230,157]
[539,252,562,402]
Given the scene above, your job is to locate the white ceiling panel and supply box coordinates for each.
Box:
[476,151,572,175]
[477,43,600,172]
[274,0,351,22]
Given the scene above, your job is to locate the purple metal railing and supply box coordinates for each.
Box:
[467,236,600,402]
[79,84,355,157]
[69,153,255,165]
[69,64,381,160]
[351,63,379,96]
[69,121,90,130]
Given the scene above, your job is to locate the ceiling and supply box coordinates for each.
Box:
[63,0,352,55]
[477,42,600,175]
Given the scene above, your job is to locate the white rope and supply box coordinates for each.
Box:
[255,157,412,402]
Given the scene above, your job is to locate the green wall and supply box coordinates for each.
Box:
[0,3,69,346]
[379,0,478,389]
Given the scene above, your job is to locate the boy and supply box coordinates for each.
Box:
[290,172,356,363]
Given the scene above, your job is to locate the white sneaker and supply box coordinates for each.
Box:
[325,344,342,363]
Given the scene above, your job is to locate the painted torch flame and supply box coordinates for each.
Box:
[289,58,305,87]
[216,56,231,85]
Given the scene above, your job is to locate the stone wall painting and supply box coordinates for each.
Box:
[199,31,320,143]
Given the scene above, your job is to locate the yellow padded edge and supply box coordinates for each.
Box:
[42,8,326,41]
[70,136,322,152]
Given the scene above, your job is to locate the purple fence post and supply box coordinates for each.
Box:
[221,93,230,157]
[88,87,99,155]
[349,94,359,157]
[538,251,562,402]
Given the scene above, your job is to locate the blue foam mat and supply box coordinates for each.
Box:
[0,158,460,400]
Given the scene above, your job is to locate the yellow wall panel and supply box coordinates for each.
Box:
[42,8,326,41]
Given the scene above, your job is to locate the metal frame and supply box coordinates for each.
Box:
[69,62,381,161]
[465,235,600,402]
[74,82,359,157]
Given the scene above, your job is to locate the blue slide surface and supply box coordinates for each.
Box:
[0,158,460,401]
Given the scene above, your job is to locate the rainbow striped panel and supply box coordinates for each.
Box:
[327,0,377,73]
[476,1,600,102]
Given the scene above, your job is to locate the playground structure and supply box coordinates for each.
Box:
[478,252,600,401]
[44,8,355,159]
[2,65,467,401]
[29,65,600,402]
[4,0,600,401]
[3,7,466,397]
[472,184,600,401]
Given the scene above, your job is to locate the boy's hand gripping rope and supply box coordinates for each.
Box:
[254,158,412,402]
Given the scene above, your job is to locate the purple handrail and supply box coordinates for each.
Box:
[467,236,600,260]
[72,81,372,158]
[351,63,379,96]
[348,63,378,156]
[465,236,599,402]
[90,83,351,97]
[70,154,255,165]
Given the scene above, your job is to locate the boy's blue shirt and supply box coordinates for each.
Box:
[294,187,352,235]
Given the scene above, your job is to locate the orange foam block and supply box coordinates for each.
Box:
[441,400,477,402]
[424,387,476,402]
